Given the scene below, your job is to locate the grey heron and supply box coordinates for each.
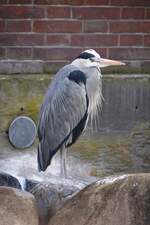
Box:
[38,49,125,177]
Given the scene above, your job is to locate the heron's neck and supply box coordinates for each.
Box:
[71,58,86,69]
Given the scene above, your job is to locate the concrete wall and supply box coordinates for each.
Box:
[0,0,150,74]
[0,74,149,133]
[100,74,150,131]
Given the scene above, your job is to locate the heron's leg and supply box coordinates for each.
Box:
[60,146,67,178]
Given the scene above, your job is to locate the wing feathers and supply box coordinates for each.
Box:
[38,67,88,171]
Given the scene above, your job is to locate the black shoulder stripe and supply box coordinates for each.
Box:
[66,110,88,147]
[66,93,89,148]
[68,70,86,85]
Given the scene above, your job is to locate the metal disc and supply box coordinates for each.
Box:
[9,116,37,149]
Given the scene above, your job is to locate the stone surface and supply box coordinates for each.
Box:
[100,74,150,131]
[0,186,39,225]
[0,74,49,132]
[48,174,150,225]
[0,60,44,74]
[25,178,39,192]
[29,181,80,225]
[0,172,21,189]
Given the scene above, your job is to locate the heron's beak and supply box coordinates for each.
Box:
[98,58,125,68]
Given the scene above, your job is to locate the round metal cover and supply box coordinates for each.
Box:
[9,116,37,149]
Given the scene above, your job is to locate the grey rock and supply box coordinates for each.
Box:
[0,186,39,225]
[48,174,150,225]
[0,172,21,189]
[25,178,39,192]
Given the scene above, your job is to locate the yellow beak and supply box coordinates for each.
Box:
[99,58,125,68]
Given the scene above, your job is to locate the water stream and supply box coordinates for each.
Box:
[0,123,149,186]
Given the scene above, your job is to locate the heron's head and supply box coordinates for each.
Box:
[72,49,125,69]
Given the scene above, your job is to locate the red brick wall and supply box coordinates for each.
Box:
[0,0,150,73]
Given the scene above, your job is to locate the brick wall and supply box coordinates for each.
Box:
[0,0,150,74]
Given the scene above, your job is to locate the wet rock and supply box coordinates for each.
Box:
[29,180,80,225]
[48,173,150,225]
[0,172,21,189]
[25,178,39,192]
[0,186,39,225]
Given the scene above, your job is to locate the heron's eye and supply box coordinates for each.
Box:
[90,57,95,62]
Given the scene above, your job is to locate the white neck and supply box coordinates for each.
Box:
[71,58,86,69]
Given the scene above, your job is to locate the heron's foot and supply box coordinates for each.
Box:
[60,146,68,179]
[60,167,67,179]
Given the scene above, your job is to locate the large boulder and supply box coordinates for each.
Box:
[0,186,39,225]
[48,174,150,225]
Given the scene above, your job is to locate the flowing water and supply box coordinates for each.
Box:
[0,123,149,185]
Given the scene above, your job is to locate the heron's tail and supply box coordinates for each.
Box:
[37,141,53,172]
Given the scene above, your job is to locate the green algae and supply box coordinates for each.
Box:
[0,74,52,132]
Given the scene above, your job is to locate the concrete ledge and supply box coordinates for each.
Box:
[0,60,44,74]
[0,60,68,75]
[0,60,150,75]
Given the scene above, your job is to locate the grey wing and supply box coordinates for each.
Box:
[38,71,88,171]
